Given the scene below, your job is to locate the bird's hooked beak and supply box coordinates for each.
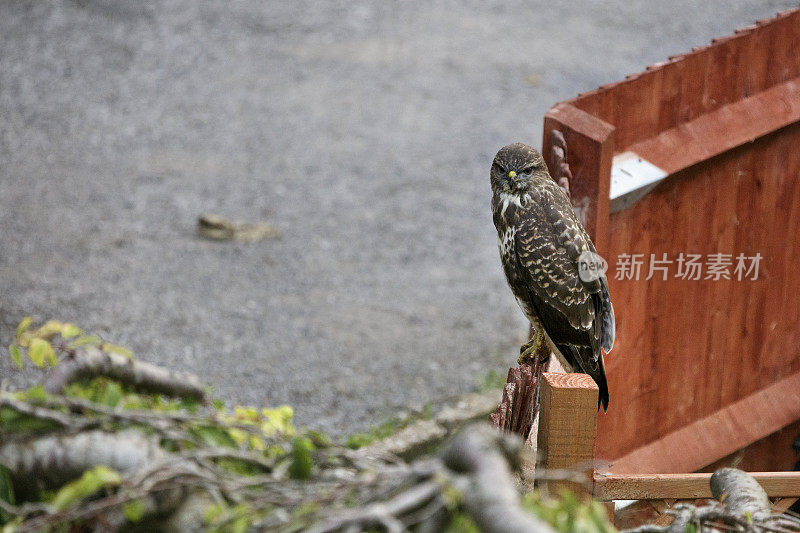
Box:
[508,170,521,189]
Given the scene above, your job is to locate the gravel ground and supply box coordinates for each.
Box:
[1,0,795,437]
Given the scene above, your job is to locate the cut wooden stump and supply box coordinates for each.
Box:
[489,353,550,441]
[490,365,537,438]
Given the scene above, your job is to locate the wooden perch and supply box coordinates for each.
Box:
[536,372,598,495]
[45,347,207,402]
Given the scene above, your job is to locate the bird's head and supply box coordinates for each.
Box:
[490,142,549,197]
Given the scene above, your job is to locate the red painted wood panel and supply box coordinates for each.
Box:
[541,8,800,469]
[598,124,800,461]
[571,9,800,152]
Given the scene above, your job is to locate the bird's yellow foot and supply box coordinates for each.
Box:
[518,328,550,366]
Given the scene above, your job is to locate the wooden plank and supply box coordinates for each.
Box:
[542,103,615,253]
[536,372,599,495]
[624,77,800,176]
[700,419,800,474]
[594,472,800,500]
[606,371,800,475]
[569,9,800,149]
[772,498,800,513]
[613,499,675,530]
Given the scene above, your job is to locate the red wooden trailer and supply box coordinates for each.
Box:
[532,8,800,522]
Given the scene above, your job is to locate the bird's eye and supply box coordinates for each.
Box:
[522,166,534,174]
[495,163,506,174]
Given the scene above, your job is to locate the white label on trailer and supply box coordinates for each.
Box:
[609,152,669,213]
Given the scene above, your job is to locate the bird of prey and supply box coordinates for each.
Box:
[490,142,615,410]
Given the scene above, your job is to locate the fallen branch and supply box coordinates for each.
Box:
[442,425,556,533]
[710,467,771,522]
[45,347,207,402]
[623,468,800,533]
[306,480,443,533]
[0,429,167,491]
[0,392,98,431]
[0,320,598,532]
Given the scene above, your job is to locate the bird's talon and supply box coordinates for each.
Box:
[517,329,547,365]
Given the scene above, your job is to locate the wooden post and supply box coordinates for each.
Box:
[542,104,614,253]
[536,372,599,496]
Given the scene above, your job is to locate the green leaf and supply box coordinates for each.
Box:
[45,346,58,367]
[21,386,48,402]
[235,406,259,422]
[8,345,23,370]
[230,515,250,533]
[51,466,121,511]
[1,517,22,533]
[28,339,51,368]
[100,381,123,408]
[520,489,616,533]
[346,434,372,450]
[190,426,237,448]
[122,499,145,523]
[101,343,133,358]
[445,513,481,533]
[36,321,64,339]
[0,464,16,525]
[289,437,314,480]
[203,503,226,525]
[15,317,33,340]
[306,429,331,448]
[0,406,59,432]
[66,335,102,350]
[260,405,295,436]
[61,323,82,339]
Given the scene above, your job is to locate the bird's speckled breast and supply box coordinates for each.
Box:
[492,191,539,322]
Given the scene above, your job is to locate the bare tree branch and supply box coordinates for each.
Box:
[442,425,556,533]
[711,467,772,522]
[45,347,207,401]
[0,429,167,490]
[622,469,800,533]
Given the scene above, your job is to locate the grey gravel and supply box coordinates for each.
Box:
[1,0,795,437]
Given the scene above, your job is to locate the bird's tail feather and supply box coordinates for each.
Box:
[554,343,609,412]
[599,278,615,353]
